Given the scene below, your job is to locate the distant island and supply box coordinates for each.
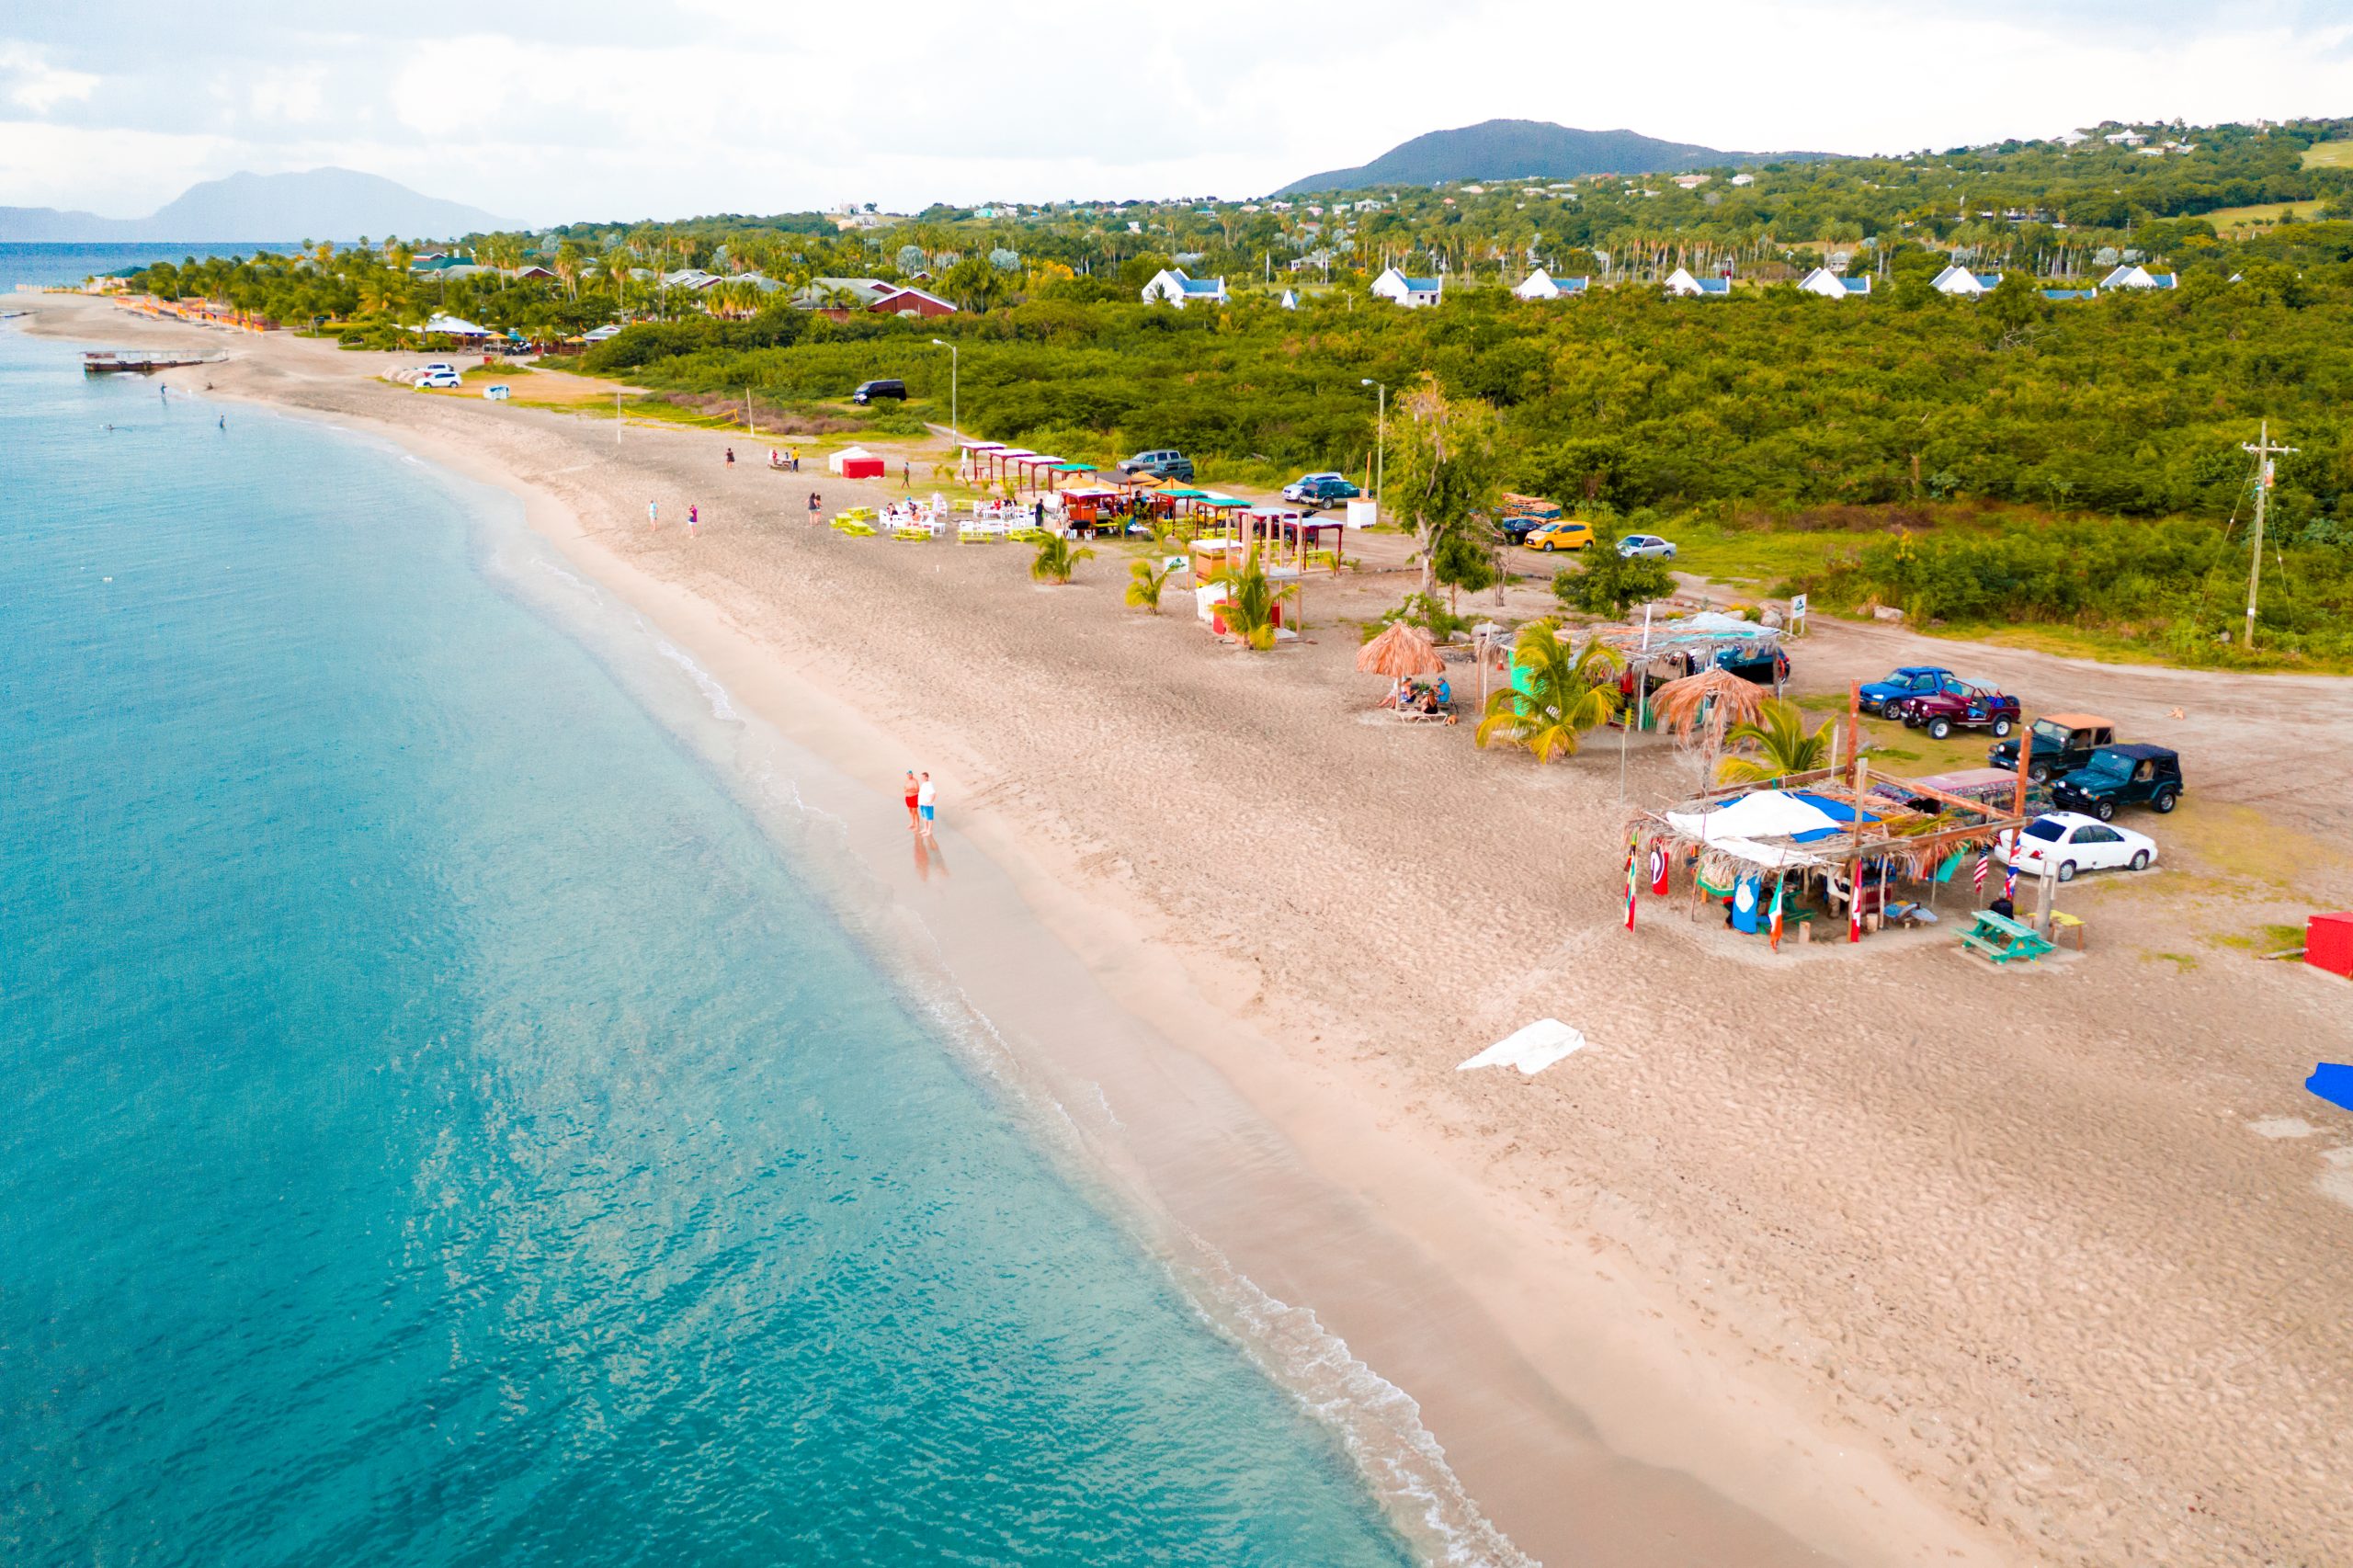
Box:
[0,167,509,244]
[1275,119,1825,196]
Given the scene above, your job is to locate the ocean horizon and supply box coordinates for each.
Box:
[0,322,1433,1566]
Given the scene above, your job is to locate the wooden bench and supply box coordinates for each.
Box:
[1959,910,2055,965]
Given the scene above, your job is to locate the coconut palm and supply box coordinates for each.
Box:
[1474,619,1622,762]
[1031,534,1095,584]
[1210,547,1294,651]
[1126,557,1176,613]
[1714,699,1832,786]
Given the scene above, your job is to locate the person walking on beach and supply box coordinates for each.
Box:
[724,446,734,468]
[916,771,937,835]
[904,771,921,830]
[687,504,699,536]
[902,460,911,489]
[648,500,659,530]
[807,491,823,527]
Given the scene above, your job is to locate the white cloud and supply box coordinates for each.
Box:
[0,42,98,114]
[3,2,2351,221]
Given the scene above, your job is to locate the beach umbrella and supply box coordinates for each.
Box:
[1652,665,1770,783]
[1356,620,1446,680]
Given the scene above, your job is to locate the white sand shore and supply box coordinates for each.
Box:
[23,295,2353,1566]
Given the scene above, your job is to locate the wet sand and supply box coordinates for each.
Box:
[23,293,2353,1566]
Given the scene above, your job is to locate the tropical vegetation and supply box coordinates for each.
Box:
[1474,621,1623,761]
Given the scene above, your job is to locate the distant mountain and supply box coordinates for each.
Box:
[1274,119,1826,196]
[0,168,509,244]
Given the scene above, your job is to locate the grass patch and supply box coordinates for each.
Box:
[2206,922,2307,953]
[2201,200,2326,236]
[1666,522,1876,587]
[2143,951,2200,971]
[2301,140,2353,170]
[1903,619,2353,676]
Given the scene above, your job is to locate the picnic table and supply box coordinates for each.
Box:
[1959,909,2055,965]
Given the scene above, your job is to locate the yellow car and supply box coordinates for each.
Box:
[1525,519,1595,551]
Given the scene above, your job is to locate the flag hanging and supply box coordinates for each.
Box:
[1623,836,1639,931]
[1646,837,1669,896]
[1768,877,1785,952]
[2004,866,2019,901]
[1973,850,1991,895]
[1848,889,1862,943]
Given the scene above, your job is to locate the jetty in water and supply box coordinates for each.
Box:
[83,349,230,375]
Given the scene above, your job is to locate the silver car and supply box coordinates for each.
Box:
[1617,533,1677,560]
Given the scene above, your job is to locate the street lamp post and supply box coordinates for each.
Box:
[931,337,958,442]
[1359,378,1385,520]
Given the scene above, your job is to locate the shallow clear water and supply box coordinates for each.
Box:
[0,327,1415,1567]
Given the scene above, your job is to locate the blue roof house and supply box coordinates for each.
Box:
[1141,268,1230,308]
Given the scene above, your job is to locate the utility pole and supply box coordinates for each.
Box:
[2241,421,2296,650]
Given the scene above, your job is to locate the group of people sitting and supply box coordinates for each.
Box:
[767,449,803,472]
[1387,676,1456,722]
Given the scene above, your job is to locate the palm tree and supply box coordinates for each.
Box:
[1652,665,1772,786]
[1031,534,1095,584]
[1209,547,1294,651]
[1714,699,1832,786]
[1126,557,1176,613]
[1474,619,1622,762]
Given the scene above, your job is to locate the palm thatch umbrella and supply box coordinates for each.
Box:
[1651,666,1770,783]
[1356,620,1447,709]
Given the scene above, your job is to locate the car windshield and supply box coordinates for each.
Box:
[2031,719,2070,744]
[2085,751,2135,780]
[2025,819,2066,842]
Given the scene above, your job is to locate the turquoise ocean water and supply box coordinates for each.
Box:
[0,243,293,293]
[0,324,1419,1566]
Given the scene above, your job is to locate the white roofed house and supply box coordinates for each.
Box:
[1663,267,1731,298]
[1512,268,1589,301]
[1140,268,1230,307]
[1370,267,1443,307]
[1931,266,2003,297]
[1278,288,1299,310]
[2098,264,2177,290]
[1797,267,1872,299]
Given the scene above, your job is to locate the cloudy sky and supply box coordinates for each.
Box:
[4,1,2349,222]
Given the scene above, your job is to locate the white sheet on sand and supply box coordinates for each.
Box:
[1458,1018,1587,1075]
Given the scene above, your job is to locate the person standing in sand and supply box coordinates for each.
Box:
[724,446,734,468]
[917,771,937,835]
[807,491,822,527]
[904,771,921,830]
[687,504,699,536]
[647,500,658,530]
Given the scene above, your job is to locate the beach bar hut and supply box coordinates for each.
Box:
[1638,767,2026,941]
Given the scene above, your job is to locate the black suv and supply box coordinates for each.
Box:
[2050,744,2183,821]
[1988,714,2114,784]
[852,379,907,403]
[1119,449,1194,482]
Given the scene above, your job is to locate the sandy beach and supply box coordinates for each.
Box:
[26,294,2353,1567]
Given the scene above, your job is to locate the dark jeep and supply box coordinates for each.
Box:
[1989,712,2115,783]
[1889,676,2021,740]
[2050,744,2184,821]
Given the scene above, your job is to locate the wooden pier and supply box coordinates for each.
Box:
[82,349,230,375]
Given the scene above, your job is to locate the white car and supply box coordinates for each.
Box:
[1618,532,1677,560]
[1998,812,2155,882]
[415,369,462,390]
[422,361,457,376]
